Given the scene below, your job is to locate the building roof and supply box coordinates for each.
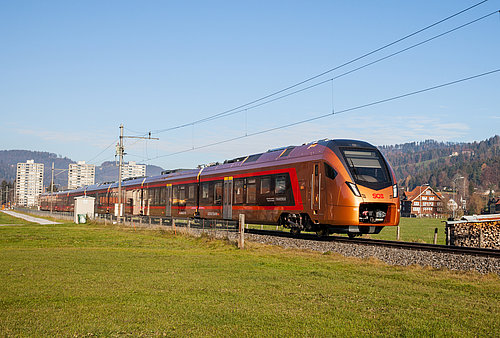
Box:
[404,185,442,201]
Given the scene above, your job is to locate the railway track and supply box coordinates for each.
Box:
[245,228,500,258]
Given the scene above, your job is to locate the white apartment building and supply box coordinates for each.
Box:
[15,160,44,207]
[121,161,146,180]
[68,161,95,189]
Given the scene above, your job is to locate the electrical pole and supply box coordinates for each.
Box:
[117,124,124,221]
[50,162,54,213]
[116,124,158,222]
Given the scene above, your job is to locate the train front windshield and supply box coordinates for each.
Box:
[341,149,391,189]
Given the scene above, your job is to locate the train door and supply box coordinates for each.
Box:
[166,184,172,217]
[132,190,141,215]
[223,177,233,219]
[312,162,322,213]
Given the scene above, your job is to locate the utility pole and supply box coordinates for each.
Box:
[116,124,158,222]
[50,162,54,213]
[117,124,124,221]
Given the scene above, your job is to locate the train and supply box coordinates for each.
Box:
[39,139,400,237]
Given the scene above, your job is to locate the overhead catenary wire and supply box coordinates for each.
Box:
[86,138,119,166]
[149,0,491,135]
[185,9,500,125]
[144,68,500,162]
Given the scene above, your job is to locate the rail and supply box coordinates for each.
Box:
[246,228,500,258]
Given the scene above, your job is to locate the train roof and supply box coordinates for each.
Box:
[41,138,377,195]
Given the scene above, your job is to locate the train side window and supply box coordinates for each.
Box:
[275,175,286,195]
[160,187,166,205]
[324,163,338,180]
[214,182,222,205]
[246,178,256,204]
[260,176,271,194]
[234,179,245,204]
[172,186,179,206]
[201,183,209,200]
[188,185,195,200]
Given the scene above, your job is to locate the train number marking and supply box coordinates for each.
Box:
[372,193,384,199]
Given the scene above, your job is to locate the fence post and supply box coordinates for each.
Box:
[160,218,162,226]
[149,216,152,227]
[433,228,438,245]
[396,226,400,241]
[239,214,245,249]
[173,219,176,235]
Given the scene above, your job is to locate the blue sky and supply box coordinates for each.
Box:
[1,0,499,170]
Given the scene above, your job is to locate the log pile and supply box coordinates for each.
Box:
[447,220,500,249]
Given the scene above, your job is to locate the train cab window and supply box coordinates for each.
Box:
[275,175,286,195]
[260,177,271,194]
[246,178,256,204]
[234,179,245,204]
[214,182,223,205]
[324,163,338,180]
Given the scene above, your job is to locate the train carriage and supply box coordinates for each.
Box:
[39,139,400,237]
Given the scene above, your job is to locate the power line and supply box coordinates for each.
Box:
[190,9,499,125]
[144,68,500,162]
[151,0,491,135]
[86,138,119,165]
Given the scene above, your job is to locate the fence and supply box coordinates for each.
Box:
[15,208,243,244]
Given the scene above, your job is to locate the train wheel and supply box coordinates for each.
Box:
[290,228,301,236]
[316,227,328,237]
[348,233,356,239]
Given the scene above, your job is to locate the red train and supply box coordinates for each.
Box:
[40,139,400,237]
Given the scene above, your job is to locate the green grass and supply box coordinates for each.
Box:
[368,217,447,244]
[0,222,499,336]
[0,211,35,225]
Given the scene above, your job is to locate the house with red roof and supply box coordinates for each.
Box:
[401,185,444,217]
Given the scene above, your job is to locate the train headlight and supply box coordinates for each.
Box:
[346,182,361,197]
[393,184,398,198]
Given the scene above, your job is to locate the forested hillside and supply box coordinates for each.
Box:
[380,135,500,192]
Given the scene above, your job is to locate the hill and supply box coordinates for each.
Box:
[380,135,500,192]
[0,150,163,190]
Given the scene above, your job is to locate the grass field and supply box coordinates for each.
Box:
[368,217,446,244]
[0,221,499,336]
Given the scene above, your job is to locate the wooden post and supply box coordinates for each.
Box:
[396,226,400,241]
[445,225,450,246]
[433,228,438,245]
[239,214,245,249]
[173,219,176,235]
[149,216,152,227]
[160,218,162,226]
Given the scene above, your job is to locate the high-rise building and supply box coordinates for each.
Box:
[121,161,146,180]
[68,161,95,189]
[15,160,44,207]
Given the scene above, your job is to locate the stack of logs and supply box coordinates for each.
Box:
[446,220,500,249]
